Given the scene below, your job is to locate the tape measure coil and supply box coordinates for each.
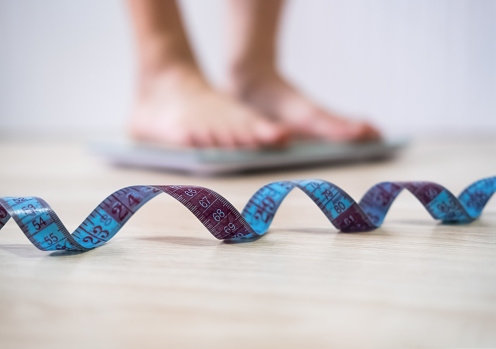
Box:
[0,176,494,251]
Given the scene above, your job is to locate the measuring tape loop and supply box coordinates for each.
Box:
[0,176,494,252]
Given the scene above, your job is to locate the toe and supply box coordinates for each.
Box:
[253,120,290,148]
[170,130,194,147]
[310,117,355,141]
[192,129,215,148]
[233,129,257,149]
[214,129,237,149]
[312,111,379,143]
[344,121,382,142]
[363,122,382,141]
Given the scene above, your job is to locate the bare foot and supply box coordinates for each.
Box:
[227,71,381,142]
[129,66,288,149]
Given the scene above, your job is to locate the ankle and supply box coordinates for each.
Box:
[137,61,207,97]
[137,33,202,79]
[226,61,279,94]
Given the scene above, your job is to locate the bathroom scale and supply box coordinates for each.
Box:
[91,138,407,176]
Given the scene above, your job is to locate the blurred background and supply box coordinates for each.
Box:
[0,0,495,140]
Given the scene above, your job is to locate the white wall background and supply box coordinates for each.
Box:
[1,0,495,139]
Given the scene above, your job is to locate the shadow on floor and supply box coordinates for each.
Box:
[0,244,48,258]
[138,235,222,247]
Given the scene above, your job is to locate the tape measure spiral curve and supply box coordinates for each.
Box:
[0,176,494,252]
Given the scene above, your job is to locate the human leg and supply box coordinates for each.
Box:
[225,0,380,142]
[127,0,288,148]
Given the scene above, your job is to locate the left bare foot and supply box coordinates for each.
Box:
[226,71,381,143]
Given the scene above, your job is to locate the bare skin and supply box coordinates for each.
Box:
[226,71,380,142]
[128,0,288,148]
[225,0,380,142]
[128,0,380,149]
[130,64,288,148]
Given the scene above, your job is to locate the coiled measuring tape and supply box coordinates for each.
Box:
[0,176,494,252]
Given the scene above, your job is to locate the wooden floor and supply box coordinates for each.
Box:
[0,137,495,348]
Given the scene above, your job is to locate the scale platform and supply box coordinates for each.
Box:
[91,138,407,176]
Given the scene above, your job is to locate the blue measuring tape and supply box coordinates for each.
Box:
[0,176,494,252]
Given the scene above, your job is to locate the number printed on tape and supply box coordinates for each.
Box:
[0,176,494,251]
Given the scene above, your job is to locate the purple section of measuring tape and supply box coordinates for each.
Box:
[0,176,494,252]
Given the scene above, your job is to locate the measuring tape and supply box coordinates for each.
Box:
[0,176,494,252]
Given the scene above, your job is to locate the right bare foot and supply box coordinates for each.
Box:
[129,65,288,149]
[226,69,381,143]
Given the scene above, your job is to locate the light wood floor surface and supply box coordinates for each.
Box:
[0,138,495,348]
